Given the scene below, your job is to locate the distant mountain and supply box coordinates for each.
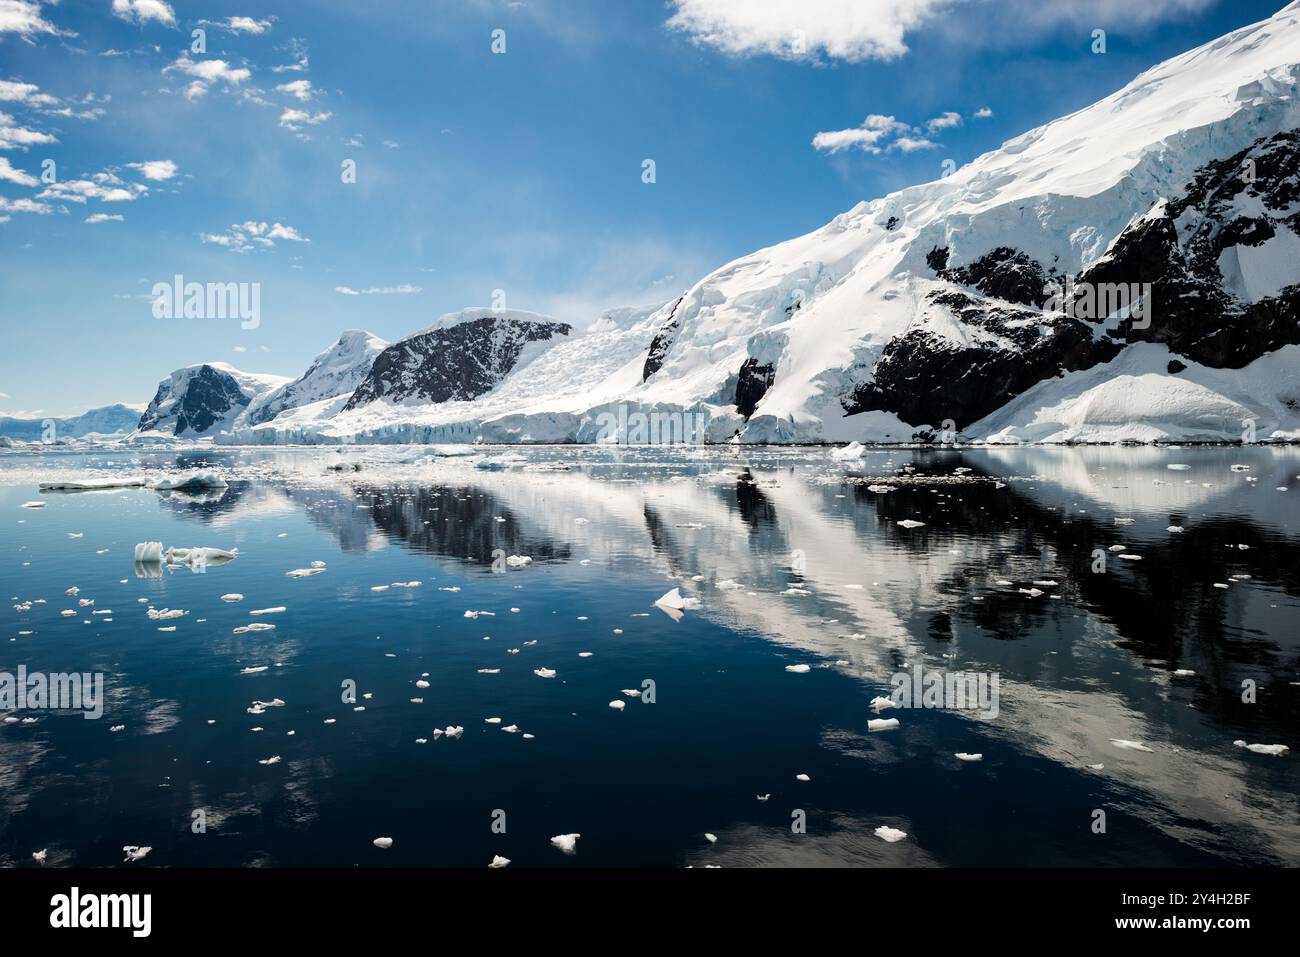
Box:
[246,330,388,426]
[0,403,145,441]
[136,363,291,437]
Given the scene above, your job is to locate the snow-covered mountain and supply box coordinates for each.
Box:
[245,330,388,426]
[136,363,291,438]
[131,4,1300,444]
[0,403,145,441]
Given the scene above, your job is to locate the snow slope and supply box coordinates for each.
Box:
[245,330,388,426]
[136,363,291,439]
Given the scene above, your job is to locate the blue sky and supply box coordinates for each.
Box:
[0,0,1289,416]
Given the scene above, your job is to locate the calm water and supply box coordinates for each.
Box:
[1,444,1297,867]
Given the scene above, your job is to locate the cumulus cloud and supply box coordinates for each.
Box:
[0,195,51,214]
[127,159,177,181]
[666,0,952,62]
[111,0,175,27]
[278,108,331,130]
[201,220,308,252]
[276,79,312,101]
[0,155,37,185]
[0,110,57,150]
[163,57,251,100]
[811,114,910,154]
[334,284,422,296]
[974,106,993,118]
[925,110,962,132]
[85,212,124,223]
[38,172,147,203]
[0,0,66,38]
[0,78,58,106]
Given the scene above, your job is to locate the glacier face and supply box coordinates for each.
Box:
[68,3,1300,446]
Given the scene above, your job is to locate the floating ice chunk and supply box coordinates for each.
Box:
[1113,518,1135,526]
[795,773,811,782]
[370,585,390,593]
[1019,588,1044,598]
[874,826,907,843]
[286,568,324,578]
[444,726,464,738]
[249,607,286,616]
[110,725,124,732]
[240,666,269,675]
[866,485,894,494]
[608,700,626,711]
[490,855,510,868]
[704,833,718,844]
[506,555,532,567]
[1167,526,1184,534]
[1173,669,1195,677]
[41,478,145,493]
[1118,554,1142,561]
[1167,464,1191,471]
[21,501,47,508]
[955,752,983,762]
[1213,583,1229,589]
[502,724,519,733]
[165,546,238,566]
[485,717,502,724]
[868,718,900,732]
[1110,739,1153,752]
[550,833,580,855]
[32,849,47,864]
[149,472,228,491]
[534,668,557,678]
[67,532,84,539]
[134,541,164,563]
[1230,464,1250,472]
[784,664,812,674]
[756,794,770,801]
[221,594,243,602]
[258,755,281,766]
[122,846,152,862]
[870,696,897,711]
[896,519,925,529]
[477,668,501,674]
[1233,740,1288,756]
[464,610,495,619]
[147,607,186,620]
[373,837,393,849]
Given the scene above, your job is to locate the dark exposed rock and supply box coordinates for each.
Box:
[842,291,1120,429]
[642,297,684,381]
[929,245,1050,307]
[344,316,571,411]
[1167,359,1187,374]
[735,358,777,418]
[885,216,900,231]
[138,365,251,435]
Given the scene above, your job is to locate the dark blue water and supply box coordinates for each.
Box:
[2,445,1297,867]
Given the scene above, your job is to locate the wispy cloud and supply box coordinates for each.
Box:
[0,109,57,149]
[201,220,309,252]
[199,16,273,35]
[276,79,313,101]
[86,212,124,223]
[279,108,331,130]
[334,284,422,296]
[163,57,251,101]
[0,155,37,185]
[0,0,67,39]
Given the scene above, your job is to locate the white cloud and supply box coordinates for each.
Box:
[0,155,37,185]
[276,79,312,101]
[925,111,962,132]
[38,177,145,202]
[666,0,952,62]
[811,114,909,154]
[974,106,993,119]
[85,212,124,223]
[232,345,247,352]
[382,139,400,149]
[199,16,272,34]
[0,195,51,214]
[0,110,57,149]
[0,0,65,38]
[163,57,251,100]
[334,284,422,296]
[111,0,176,27]
[201,220,308,252]
[127,159,177,181]
[278,108,331,130]
[0,78,58,106]
[892,135,938,152]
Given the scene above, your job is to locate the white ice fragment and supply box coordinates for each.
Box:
[249,606,286,616]
[489,855,510,868]
[134,541,164,563]
[955,752,983,762]
[608,700,626,710]
[1110,739,1153,752]
[874,826,907,843]
[373,837,393,849]
[122,846,152,862]
[784,664,812,673]
[221,593,243,602]
[896,519,925,529]
[533,668,556,678]
[1233,740,1288,756]
[868,718,900,732]
[550,833,580,854]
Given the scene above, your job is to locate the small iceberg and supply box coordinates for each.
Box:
[148,472,228,491]
[550,833,580,855]
[874,826,907,843]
